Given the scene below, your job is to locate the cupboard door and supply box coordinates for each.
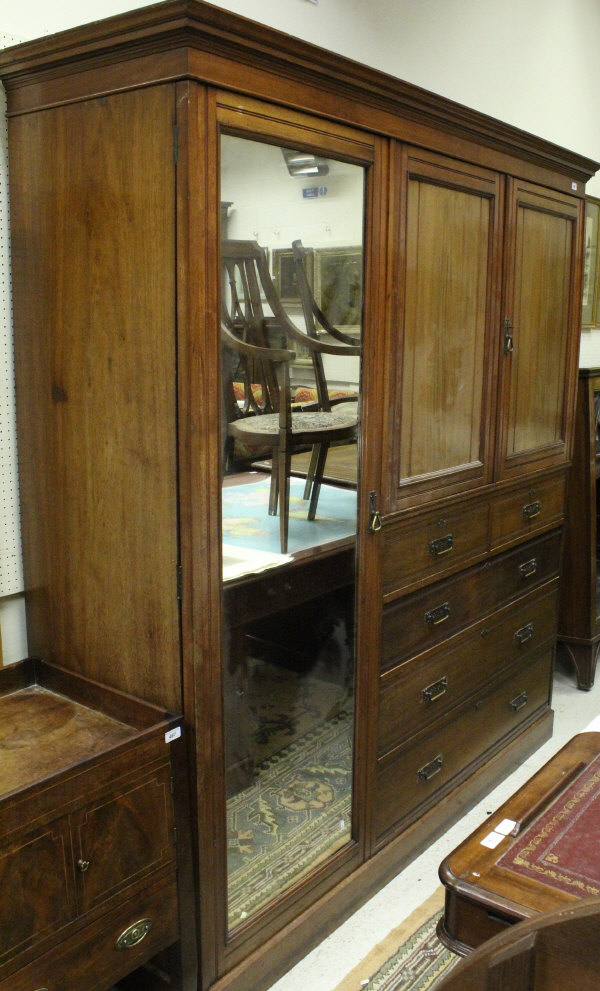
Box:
[74,766,175,914]
[497,179,583,478]
[387,148,502,509]
[0,819,76,964]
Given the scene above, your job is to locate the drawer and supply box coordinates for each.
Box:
[374,646,553,844]
[381,530,562,672]
[378,583,558,756]
[490,474,565,549]
[0,872,179,991]
[224,545,355,626]
[382,499,489,596]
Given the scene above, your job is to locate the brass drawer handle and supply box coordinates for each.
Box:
[422,676,448,703]
[519,558,538,579]
[76,858,91,873]
[509,690,528,712]
[418,754,443,782]
[514,622,534,645]
[429,534,454,557]
[522,500,541,520]
[115,917,154,950]
[425,602,450,626]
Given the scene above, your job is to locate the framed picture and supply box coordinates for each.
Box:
[272,246,314,303]
[314,246,362,330]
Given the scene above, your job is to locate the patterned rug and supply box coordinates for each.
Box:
[227,658,354,930]
[333,890,457,991]
[222,475,357,556]
[227,701,353,930]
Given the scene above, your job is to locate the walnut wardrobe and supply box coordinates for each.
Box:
[0,3,596,990]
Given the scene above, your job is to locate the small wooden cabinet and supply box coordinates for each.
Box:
[558,367,600,689]
[0,659,195,991]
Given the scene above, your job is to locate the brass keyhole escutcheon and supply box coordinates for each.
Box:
[77,858,91,872]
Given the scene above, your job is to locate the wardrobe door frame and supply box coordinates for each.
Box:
[496,178,584,480]
[385,144,504,513]
[181,86,390,979]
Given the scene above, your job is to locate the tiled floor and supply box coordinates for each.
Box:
[267,658,600,991]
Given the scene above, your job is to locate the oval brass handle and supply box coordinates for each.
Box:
[519,558,538,579]
[418,754,443,782]
[422,676,448,703]
[514,622,534,645]
[115,917,153,950]
[522,500,541,520]
[509,690,528,712]
[76,858,91,873]
[425,602,450,626]
[429,534,453,557]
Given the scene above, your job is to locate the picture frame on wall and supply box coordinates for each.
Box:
[272,246,314,304]
[314,246,362,331]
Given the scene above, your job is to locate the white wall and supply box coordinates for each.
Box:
[2,0,600,657]
[3,0,600,189]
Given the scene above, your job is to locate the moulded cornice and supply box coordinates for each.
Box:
[0,0,597,184]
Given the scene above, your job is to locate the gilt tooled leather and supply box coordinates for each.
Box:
[497,755,600,898]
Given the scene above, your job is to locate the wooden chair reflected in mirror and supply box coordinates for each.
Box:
[221,238,360,553]
[291,238,361,503]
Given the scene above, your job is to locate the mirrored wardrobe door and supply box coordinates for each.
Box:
[219,130,365,934]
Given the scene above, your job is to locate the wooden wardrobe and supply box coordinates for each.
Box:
[0,3,596,990]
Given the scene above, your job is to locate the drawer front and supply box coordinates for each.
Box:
[374,646,553,844]
[74,764,175,914]
[0,819,76,964]
[0,873,178,991]
[224,546,355,625]
[383,500,489,596]
[378,584,558,756]
[381,530,561,671]
[490,474,565,549]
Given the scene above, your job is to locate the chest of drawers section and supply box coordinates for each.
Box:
[375,501,562,848]
[0,658,191,991]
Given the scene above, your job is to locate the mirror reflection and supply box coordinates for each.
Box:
[220,134,364,931]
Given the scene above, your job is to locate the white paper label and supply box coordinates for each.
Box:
[481,830,505,849]
[495,818,517,836]
[165,726,182,743]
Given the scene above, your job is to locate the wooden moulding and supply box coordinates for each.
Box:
[0,0,597,190]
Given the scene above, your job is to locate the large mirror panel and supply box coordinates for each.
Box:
[219,133,364,932]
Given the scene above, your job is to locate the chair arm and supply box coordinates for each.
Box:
[262,318,361,357]
[221,323,296,363]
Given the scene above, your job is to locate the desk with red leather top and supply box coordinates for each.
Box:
[438,724,600,955]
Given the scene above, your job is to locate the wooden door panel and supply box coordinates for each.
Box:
[388,148,502,509]
[74,767,174,914]
[498,180,582,478]
[0,820,75,962]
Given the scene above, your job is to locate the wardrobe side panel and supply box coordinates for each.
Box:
[10,86,181,710]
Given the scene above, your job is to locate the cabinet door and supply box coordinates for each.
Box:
[0,819,76,965]
[497,179,583,478]
[73,766,175,914]
[387,147,502,509]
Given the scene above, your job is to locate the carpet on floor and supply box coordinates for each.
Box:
[333,889,457,991]
[222,475,357,556]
